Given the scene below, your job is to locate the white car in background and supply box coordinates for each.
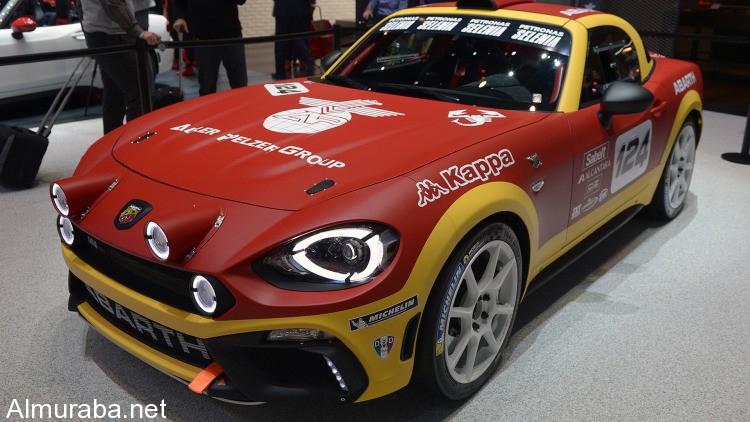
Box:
[0,0,171,101]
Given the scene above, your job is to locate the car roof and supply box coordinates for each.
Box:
[408,0,602,26]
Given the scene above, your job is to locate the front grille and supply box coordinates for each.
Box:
[70,225,196,313]
[246,348,335,385]
[82,281,213,366]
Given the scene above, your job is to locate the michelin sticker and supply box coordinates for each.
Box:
[349,296,418,332]
[416,148,515,207]
[264,82,309,96]
[448,109,505,127]
[264,97,403,134]
[373,335,396,360]
[436,263,464,356]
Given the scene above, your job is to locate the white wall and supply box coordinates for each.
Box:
[239,1,356,37]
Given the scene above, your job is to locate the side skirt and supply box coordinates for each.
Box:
[524,204,644,297]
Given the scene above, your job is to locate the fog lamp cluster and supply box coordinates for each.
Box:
[190,275,218,316]
[56,215,75,246]
[324,356,349,392]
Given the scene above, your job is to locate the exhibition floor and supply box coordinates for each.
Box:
[0,110,748,421]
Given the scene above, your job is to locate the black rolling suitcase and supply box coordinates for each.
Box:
[0,57,93,188]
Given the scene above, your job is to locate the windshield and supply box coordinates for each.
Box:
[327,15,572,112]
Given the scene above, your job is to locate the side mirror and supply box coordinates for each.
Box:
[598,81,654,129]
[11,17,37,40]
[320,50,343,72]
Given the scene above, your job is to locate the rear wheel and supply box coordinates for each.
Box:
[647,119,697,219]
[416,222,522,400]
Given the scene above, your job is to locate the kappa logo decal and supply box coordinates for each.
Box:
[373,335,396,360]
[263,97,403,134]
[349,296,418,331]
[416,148,515,207]
[448,109,505,127]
[114,200,152,230]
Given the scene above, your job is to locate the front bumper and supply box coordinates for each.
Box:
[63,245,421,403]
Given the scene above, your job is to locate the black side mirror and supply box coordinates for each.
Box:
[320,50,343,72]
[598,81,654,129]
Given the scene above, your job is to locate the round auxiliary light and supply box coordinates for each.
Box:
[190,275,217,316]
[57,215,75,246]
[144,221,169,261]
[51,183,69,216]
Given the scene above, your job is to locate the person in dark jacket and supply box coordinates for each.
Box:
[172,0,247,96]
[78,0,162,134]
[272,0,316,80]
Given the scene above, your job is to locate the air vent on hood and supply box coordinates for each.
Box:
[132,132,156,144]
[306,179,335,195]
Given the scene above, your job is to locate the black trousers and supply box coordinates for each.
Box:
[193,42,248,96]
[85,32,153,134]
[274,14,313,77]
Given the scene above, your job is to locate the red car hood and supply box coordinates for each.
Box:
[112,81,546,210]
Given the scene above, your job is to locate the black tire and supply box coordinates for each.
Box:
[415,222,522,400]
[647,119,697,219]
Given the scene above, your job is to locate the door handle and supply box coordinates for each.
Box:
[72,31,86,41]
[651,100,667,117]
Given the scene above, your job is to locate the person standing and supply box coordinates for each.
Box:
[362,0,408,23]
[133,0,156,30]
[172,0,248,96]
[165,0,196,75]
[78,0,162,134]
[272,0,316,80]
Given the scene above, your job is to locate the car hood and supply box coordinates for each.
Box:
[112,81,547,210]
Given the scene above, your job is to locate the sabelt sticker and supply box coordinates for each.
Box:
[349,296,418,331]
[263,97,403,134]
[373,335,396,360]
[264,82,309,96]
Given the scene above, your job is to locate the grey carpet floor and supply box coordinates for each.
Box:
[0,110,748,421]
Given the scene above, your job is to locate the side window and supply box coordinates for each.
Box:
[580,26,641,107]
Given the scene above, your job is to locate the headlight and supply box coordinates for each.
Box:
[256,224,399,291]
[56,215,75,246]
[144,221,169,261]
[51,183,69,216]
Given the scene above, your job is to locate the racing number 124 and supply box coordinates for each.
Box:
[615,131,650,178]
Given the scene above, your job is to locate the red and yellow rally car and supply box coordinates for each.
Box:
[51,0,702,403]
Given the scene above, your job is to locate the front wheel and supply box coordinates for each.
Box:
[415,222,522,400]
[647,119,697,219]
